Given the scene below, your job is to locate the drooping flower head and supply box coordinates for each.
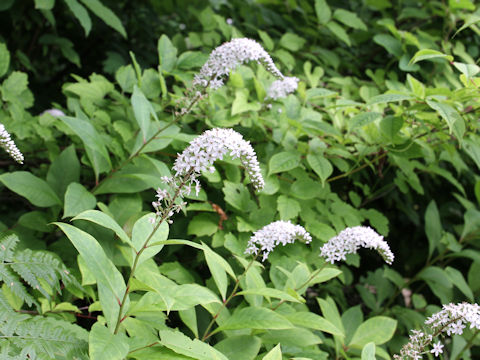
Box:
[394,303,480,359]
[0,123,24,164]
[320,226,394,264]
[267,76,299,100]
[153,128,264,220]
[245,220,312,261]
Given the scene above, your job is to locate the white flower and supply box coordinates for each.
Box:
[319,226,394,264]
[0,123,24,164]
[245,220,312,261]
[41,108,65,117]
[226,18,233,25]
[173,128,264,191]
[193,38,284,90]
[266,76,299,100]
[430,342,444,357]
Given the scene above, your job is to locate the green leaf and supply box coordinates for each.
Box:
[380,116,403,140]
[215,335,261,360]
[0,171,61,207]
[34,0,55,10]
[452,62,480,78]
[0,42,10,77]
[262,344,282,360]
[187,213,218,237]
[63,182,96,218]
[407,74,425,98]
[361,342,376,360]
[158,35,177,73]
[307,154,333,186]
[73,209,131,245]
[47,145,80,198]
[410,49,453,64]
[277,195,301,220]
[89,322,129,360]
[315,0,331,24]
[54,223,128,330]
[59,116,111,182]
[426,100,465,140]
[445,266,474,301]
[349,316,397,348]
[284,312,344,336]
[231,89,261,115]
[373,34,402,57]
[279,33,306,52]
[349,112,382,130]
[268,151,301,176]
[333,9,367,30]
[418,266,453,304]
[132,213,169,266]
[131,85,158,142]
[160,329,228,360]
[425,200,442,258]
[80,0,127,38]
[223,181,257,212]
[212,307,293,334]
[64,0,92,36]
[202,242,236,301]
[455,14,480,36]
[236,288,302,303]
[367,93,413,104]
[258,30,274,51]
[326,21,350,46]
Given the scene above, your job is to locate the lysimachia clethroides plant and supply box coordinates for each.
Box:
[5,36,479,359]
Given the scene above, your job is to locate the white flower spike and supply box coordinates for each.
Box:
[0,123,24,164]
[266,76,299,100]
[245,220,312,261]
[320,226,394,264]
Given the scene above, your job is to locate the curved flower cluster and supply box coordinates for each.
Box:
[394,303,480,359]
[0,123,24,164]
[319,226,394,264]
[173,128,264,191]
[266,76,299,100]
[193,38,283,90]
[245,220,312,261]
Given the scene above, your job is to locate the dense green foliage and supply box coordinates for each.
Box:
[1,0,480,359]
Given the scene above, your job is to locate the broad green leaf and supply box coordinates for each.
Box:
[361,342,376,360]
[0,172,61,207]
[132,213,169,266]
[326,21,350,46]
[63,182,96,218]
[34,0,54,9]
[268,151,301,176]
[455,14,480,36]
[373,34,402,57]
[425,200,442,257]
[463,138,480,171]
[315,0,331,24]
[231,89,261,115]
[426,100,465,140]
[73,209,131,245]
[236,288,302,303]
[160,329,228,360]
[452,62,480,78]
[262,344,282,360]
[445,266,474,301]
[202,242,236,300]
[59,116,111,182]
[47,145,80,198]
[279,33,306,52]
[158,35,177,73]
[89,322,129,360]
[308,267,343,285]
[284,312,344,336]
[258,30,274,51]
[407,74,425,98]
[223,181,257,212]
[333,9,367,30]
[367,93,413,105]
[277,195,301,220]
[131,85,158,142]
[380,116,403,140]
[54,223,128,330]
[349,112,382,130]
[349,316,397,348]
[318,297,345,336]
[212,307,293,334]
[64,0,91,36]
[307,154,333,186]
[80,0,127,38]
[187,213,218,237]
[215,335,261,360]
[410,49,453,64]
[0,42,10,77]
[418,266,453,304]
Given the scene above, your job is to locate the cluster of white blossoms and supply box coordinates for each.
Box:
[266,76,299,100]
[394,303,480,359]
[153,128,264,220]
[192,38,297,99]
[319,226,394,264]
[245,220,312,261]
[0,123,24,164]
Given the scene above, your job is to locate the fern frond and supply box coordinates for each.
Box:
[0,235,18,263]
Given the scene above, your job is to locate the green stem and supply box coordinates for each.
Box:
[113,172,193,334]
[201,254,259,341]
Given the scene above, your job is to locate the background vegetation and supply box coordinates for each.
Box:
[1,0,480,358]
